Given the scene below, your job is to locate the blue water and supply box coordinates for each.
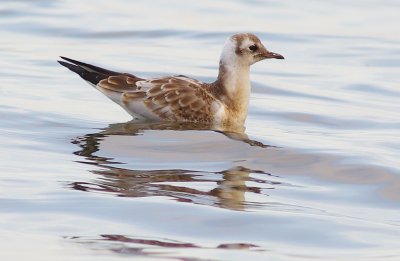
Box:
[1,0,399,260]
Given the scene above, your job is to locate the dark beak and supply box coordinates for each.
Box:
[263,51,284,59]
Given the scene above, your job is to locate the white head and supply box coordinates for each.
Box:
[220,33,284,67]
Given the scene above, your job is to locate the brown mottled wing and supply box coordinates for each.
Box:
[97,74,143,92]
[139,76,216,122]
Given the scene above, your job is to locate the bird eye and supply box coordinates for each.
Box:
[249,44,258,52]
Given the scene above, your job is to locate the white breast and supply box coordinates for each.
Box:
[211,101,226,125]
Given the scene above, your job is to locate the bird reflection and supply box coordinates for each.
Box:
[67,234,261,257]
[71,121,280,210]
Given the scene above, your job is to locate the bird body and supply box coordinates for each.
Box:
[59,33,283,127]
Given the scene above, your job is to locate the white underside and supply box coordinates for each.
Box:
[87,81,156,121]
[212,101,226,125]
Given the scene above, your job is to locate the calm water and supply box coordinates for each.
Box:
[1,0,400,260]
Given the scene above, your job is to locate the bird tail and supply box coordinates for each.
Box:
[57,56,120,85]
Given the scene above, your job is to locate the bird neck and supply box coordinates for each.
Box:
[215,61,251,115]
[209,61,251,126]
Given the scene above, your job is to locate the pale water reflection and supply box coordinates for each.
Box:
[61,121,400,260]
[71,121,281,211]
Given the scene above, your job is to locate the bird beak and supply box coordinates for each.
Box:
[262,51,284,59]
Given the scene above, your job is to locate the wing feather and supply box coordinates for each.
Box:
[141,76,217,122]
[97,75,221,123]
[60,57,222,123]
[98,75,141,92]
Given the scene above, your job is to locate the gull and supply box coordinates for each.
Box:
[58,33,284,127]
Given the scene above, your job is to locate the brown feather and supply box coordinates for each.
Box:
[164,91,180,102]
[122,91,147,100]
[98,75,140,92]
[139,76,216,123]
[147,85,163,96]
[160,83,179,91]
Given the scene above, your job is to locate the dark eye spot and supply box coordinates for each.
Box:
[249,44,258,52]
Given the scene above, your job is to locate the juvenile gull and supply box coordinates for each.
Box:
[58,33,284,127]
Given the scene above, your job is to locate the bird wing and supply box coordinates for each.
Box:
[58,57,220,122]
[111,76,219,122]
